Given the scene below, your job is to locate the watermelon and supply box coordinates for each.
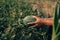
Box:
[23,15,36,25]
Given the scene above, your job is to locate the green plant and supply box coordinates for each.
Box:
[0,0,58,40]
[52,1,60,40]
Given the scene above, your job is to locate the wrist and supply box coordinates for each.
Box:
[39,18,44,24]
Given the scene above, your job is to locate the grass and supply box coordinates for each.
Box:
[0,0,60,40]
[52,1,60,40]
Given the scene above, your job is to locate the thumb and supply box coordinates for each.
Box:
[32,16,38,19]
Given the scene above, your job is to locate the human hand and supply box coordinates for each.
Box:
[28,16,42,27]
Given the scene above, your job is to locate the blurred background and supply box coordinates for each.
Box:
[0,0,58,40]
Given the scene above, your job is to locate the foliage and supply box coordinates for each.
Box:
[0,0,59,40]
[52,1,60,40]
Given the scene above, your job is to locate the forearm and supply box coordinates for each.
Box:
[41,18,60,26]
[41,18,54,26]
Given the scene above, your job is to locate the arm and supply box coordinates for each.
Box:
[28,16,60,27]
[41,18,60,26]
[41,18,53,26]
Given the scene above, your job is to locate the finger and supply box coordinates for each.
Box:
[29,24,38,28]
[33,24,38,27]
[27,22,36,25]
[32,16,38,18]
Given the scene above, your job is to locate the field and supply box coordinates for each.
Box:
[0,0,60,40]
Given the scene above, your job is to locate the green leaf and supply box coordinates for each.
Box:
[52,2,60,40]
